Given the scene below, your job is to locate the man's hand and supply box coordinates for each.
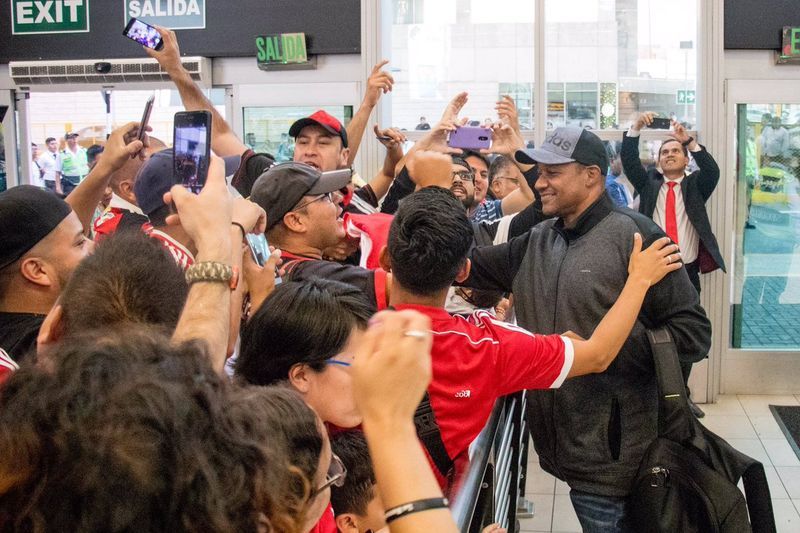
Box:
[483,123,524,157]
[164,155,232,260]
[363,60,395,108]
[322,236,360,262]
[375,125,406,151]
[669,120,697,149]
[94,122,150,175]
[242,246,282,314]
[232,197,267,235]
[632,112,657,132]
[495,95,521,132]
[144,25,183,74]
[352,310,433,426]
[406,150,454,190]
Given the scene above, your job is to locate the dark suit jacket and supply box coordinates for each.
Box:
[621,132,726,273]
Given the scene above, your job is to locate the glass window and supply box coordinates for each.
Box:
[242,106,353,162]
[545,0,698,131]
[384,0,535,131]
[732,103,800,349]
[0,110,5,192]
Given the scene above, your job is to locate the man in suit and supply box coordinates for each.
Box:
[621,112,725,417]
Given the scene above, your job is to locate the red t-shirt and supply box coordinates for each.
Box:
[307,503,337,533]
[394,304,574,488]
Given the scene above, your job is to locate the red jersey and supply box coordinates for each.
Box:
[145,227,195,271]
[394,304,573,488]
[0,348,18,387]
[307,503,337,533]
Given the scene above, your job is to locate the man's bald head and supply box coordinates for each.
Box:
[109,140,166,205]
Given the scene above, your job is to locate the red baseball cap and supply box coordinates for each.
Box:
[289,110,348,148]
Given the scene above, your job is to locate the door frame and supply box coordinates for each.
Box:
[719,79,800,394]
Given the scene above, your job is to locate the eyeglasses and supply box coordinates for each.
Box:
[493,176,520,185]
[310,452,347,498]
[325,359,352,368]
[452,170,475,183]
[294,192,332,212]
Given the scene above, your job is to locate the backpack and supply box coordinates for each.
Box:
[628,327,776,533]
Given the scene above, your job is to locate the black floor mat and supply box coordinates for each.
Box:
[769,405,800,461]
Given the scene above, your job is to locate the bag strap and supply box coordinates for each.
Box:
[741,462,777,533]
[646,327,695,442]
[414,391,454,478]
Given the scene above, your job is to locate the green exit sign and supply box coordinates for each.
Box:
[256,33,308,66]
[782,27,800,57]
[12,0,90,35]
[677,90,696,105]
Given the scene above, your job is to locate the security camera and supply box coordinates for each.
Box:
[94,62,112,74]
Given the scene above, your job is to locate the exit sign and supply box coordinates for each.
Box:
[256,33,308,66]
[782,27,800,57]
[677,90,696,105]
[11,0,90,35]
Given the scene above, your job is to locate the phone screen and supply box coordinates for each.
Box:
[246,233,282,284]
[648,117,672,130]
[173,111,211,194]
[123,18,163,50]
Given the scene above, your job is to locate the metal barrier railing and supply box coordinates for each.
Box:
[451,391,532,533]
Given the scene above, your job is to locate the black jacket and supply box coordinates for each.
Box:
[464,194,711,496]
[620,132,726,273]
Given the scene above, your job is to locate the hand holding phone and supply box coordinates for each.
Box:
[138,95,155,144]
[173,111,212,194]
[447,126,492,151]
[123,18,164,50]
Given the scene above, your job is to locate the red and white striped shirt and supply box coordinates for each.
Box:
[145,227,195,271]
[0,348,19,386]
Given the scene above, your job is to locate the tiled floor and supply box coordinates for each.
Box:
[520,395,800,532]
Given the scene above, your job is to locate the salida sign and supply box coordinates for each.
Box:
[124,0,205,30]
[11,0,90,34]
[256,33,308,65]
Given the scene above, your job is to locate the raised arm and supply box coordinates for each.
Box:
[346,60,395,166]
[66,122,147,234]
[670,120,720,200]
[484,123,536,215]
[146,26,247,158]
[367,125,407,200]
[353,310,457,533]
[621,112,655,193]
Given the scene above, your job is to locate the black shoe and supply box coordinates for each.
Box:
[688,398,705,418]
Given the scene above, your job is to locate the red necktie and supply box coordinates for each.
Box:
[665,181,679,245]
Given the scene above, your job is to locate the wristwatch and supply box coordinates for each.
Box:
[681,136,694,147]
[185,261,239,290]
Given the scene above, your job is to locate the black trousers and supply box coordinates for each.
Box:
[681,260,701,390]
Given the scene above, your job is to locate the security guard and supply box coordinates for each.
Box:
[60,132,89,195]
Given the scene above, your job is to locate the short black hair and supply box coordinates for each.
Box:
[330,431,376,517]
[236,278,373,386]
[488,155,515,183]
[45,137,56,144]
[87,144,104,166]
[388,187,473,295]
[461,149,490,171]
[60,231,188,338]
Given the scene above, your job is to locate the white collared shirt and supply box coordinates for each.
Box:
[37,151,62,182]
[653,176,699,264]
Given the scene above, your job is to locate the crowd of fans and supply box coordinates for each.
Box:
[0,24,721,533]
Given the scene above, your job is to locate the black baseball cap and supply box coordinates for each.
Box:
[516,127,608,174]
[249,162,352,231]
[134,149,243,216]
[288,110,349,148]
[0,186,73,270]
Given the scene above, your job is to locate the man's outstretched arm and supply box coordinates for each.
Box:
[146,26,247,158]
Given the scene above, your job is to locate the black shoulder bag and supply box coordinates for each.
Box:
[628,327,776,533]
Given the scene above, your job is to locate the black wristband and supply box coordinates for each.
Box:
[681,136,694,147]
[384,497,449,524]
[231,222,247,241]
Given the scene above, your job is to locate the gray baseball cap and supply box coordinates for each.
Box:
[517,127,608,174]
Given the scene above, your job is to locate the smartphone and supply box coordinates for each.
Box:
[173,111,212,194]
[123,18,164,50]
[448,126,492,150]
[246,233,282,285]
[648,117,672,130]
[138,95,155,143]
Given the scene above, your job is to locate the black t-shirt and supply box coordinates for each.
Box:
[0,312,45,363]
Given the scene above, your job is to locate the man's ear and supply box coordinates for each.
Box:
[339,148,351,168]
[288,363,312,393]
[378,246,391,272]
[37,304,64,364]
[334,513,360,533]
[19,256,54,288]
[283,211,307,234]
[454,258,472,283]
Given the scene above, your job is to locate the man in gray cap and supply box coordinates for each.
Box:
[461,127,711,531]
